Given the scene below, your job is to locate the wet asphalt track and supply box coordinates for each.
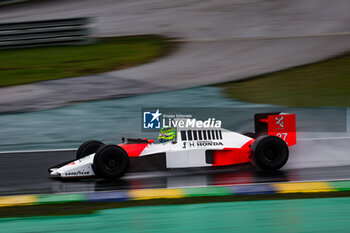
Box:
[2,0,350,112]
[1,148,350,196]
[0,1,349,196]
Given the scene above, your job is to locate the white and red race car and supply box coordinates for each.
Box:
[49,112,296,179]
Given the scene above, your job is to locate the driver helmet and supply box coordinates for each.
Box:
[158,127,177,143]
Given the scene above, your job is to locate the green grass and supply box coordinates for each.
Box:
[0,35,174,87]
[220,54,350,107]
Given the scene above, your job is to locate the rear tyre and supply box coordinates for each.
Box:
[251,135,288,171]
[76,140,104,160]
[92,145,129,179]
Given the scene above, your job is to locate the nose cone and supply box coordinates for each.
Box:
[50,169,59,176]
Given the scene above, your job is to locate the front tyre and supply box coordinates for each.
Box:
[76,140,105,160]
[251,135,288,171]
[93,145,129,179]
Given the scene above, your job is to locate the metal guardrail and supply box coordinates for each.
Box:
[0,17,92,49]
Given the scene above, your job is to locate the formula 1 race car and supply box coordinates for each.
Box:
[49,112,296,179]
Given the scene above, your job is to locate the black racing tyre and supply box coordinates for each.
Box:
[92,145,129,179]
[251,135,289,171]
[76,140,105,160]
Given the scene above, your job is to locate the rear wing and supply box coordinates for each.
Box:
[254,112,296,146]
